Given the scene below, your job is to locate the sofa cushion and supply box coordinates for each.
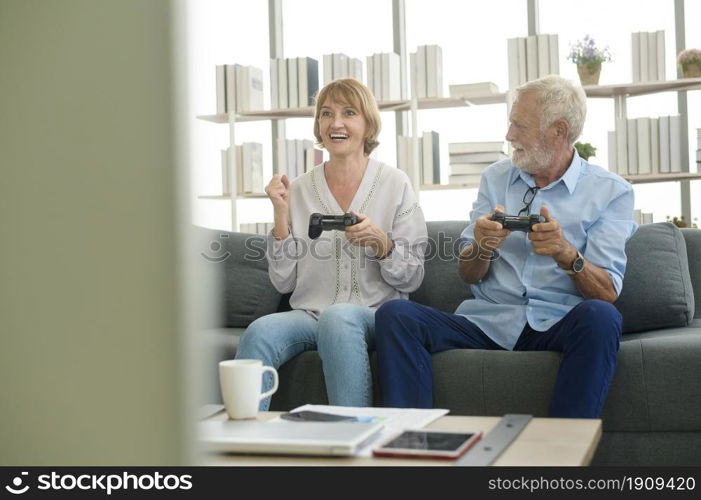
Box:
[615,222,694,333]
[193,226,282,327]
[410,221,473,312]
[681,228,701,319]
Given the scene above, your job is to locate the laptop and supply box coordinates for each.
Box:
[198,415,385,456]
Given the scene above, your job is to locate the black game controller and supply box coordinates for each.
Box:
[308,213,359,239]
[490,213,546,232]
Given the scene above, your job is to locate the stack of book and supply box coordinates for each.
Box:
[633,209,654,225]
[448,82,499,99]
[269,57,319,109]
[240,222,275,235]
[409,45,443,99]
[366,52,401,101]
[221,143,264,195]
[696,128,701,170]
[607,115,681,176]
[507,34,559,89]
[631,31,666,82]
[322,53,363,85]
[215,64,264,114]
[396,132,441,185]
[448,141,506,185]
[275,138,323,179]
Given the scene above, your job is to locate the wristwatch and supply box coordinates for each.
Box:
[564,251,585,275]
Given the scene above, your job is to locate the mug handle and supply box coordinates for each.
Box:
[260,366,279,400]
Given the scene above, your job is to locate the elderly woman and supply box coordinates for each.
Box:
[235,78,427,408]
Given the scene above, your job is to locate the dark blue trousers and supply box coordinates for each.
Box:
[375,299,622,418]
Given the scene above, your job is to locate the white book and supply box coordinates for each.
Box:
[270,59,278,110]
[366,55,374,97]
[639,32,649,82]
[382,52,401,101]
[636,118,651,175]
[449,141,504,154]
[225,64,238,113]
[251,142,264,193]
[286,139,297,179]
[426,45,443,98]
[607,131,617,174]
[235,65,246,113]
[650,118,660,175]
[302,140,313,177]
[448,82,499,99]
[449,163,490,175]
[517,37,527,85]
[287,58,298,108]
[670,115,681,173]
[410,52,419,99]
[549,34,559,74]
[397,136,409,174]
[697,128,701,143]
[235,145,243,195]
[297,57,319,108]
[656,30,666,81]
[275,137,287,176]
[216,65,226,114]
[241,142,252,193]
[658,115,671,174]
[333,53,348,79]
[422,131,433,185]
[615,117,628,175]
[416,46,427,98]
[304,148,315,174]
[537,34,550,77]
[449,151,507,163]
[323,54,333,85]
[627,118,638,175]
[351,58,363,82]
[507,38,520,89]
[647,31,657,81]
[631,32,641,83]
[633,209,642,225]
[277,58,288,109]
[221,149,230,195]
[373,54,382,101]
[526,35,538,82]
[642,213,653,224]
[250,66,264,111]
[448,173,483,185]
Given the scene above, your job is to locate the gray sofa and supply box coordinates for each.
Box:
[196,221,701,465]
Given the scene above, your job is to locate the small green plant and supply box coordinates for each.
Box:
[568,35,612,65]
[574,141,596,160]
[666,215,688,228]
[677,48,701,66]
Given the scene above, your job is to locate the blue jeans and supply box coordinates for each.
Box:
[375,299,621,418]
[235,304,376,410]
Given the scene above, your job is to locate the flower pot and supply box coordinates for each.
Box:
[577,61,602,86]
[680,62,701,78]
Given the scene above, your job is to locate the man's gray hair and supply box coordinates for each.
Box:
[515,75,587,146]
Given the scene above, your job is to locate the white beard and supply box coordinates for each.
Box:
[511,138,555,174]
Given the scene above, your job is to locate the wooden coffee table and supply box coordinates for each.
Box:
[199,411,601,466]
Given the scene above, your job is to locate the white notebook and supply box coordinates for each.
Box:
[198,417,384,456]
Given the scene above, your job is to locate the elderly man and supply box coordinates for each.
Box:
[375,75,637,418]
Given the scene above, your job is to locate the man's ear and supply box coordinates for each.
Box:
[554,119,569,140]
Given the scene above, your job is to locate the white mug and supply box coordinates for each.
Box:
[219,359,279,419]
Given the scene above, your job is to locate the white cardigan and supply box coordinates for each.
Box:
[266,158,427,317]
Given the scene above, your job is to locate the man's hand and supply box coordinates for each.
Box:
[473,205,511,255]
[529,205,577,268]
[344,211,393,258]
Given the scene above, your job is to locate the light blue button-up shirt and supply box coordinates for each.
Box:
[456,151,638,350]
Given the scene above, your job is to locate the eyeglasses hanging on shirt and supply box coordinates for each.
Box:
[518,186,540,216]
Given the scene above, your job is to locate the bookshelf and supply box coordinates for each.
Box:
[197,0,698,231]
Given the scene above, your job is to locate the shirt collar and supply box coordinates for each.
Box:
[509,149,583,194]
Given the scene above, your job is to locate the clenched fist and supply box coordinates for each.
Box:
[265,174,290,214]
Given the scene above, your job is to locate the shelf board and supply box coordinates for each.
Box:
[198,193,268,200]
[584,77,701,98]
[197,94,507,123]
[623,172,701,184]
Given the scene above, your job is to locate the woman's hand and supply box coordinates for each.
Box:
[344,211,393,258]
[265,175,290,239]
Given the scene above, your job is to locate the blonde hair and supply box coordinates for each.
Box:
[313,78,381,156]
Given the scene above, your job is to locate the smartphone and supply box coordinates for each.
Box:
[372,429,482,459]
[279,410,361,423]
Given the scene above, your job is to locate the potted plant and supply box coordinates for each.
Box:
[574,141,596,160]
[568,35,612,86]
[677,48,701,78]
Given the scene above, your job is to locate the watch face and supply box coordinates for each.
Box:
[573,255,585,273]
